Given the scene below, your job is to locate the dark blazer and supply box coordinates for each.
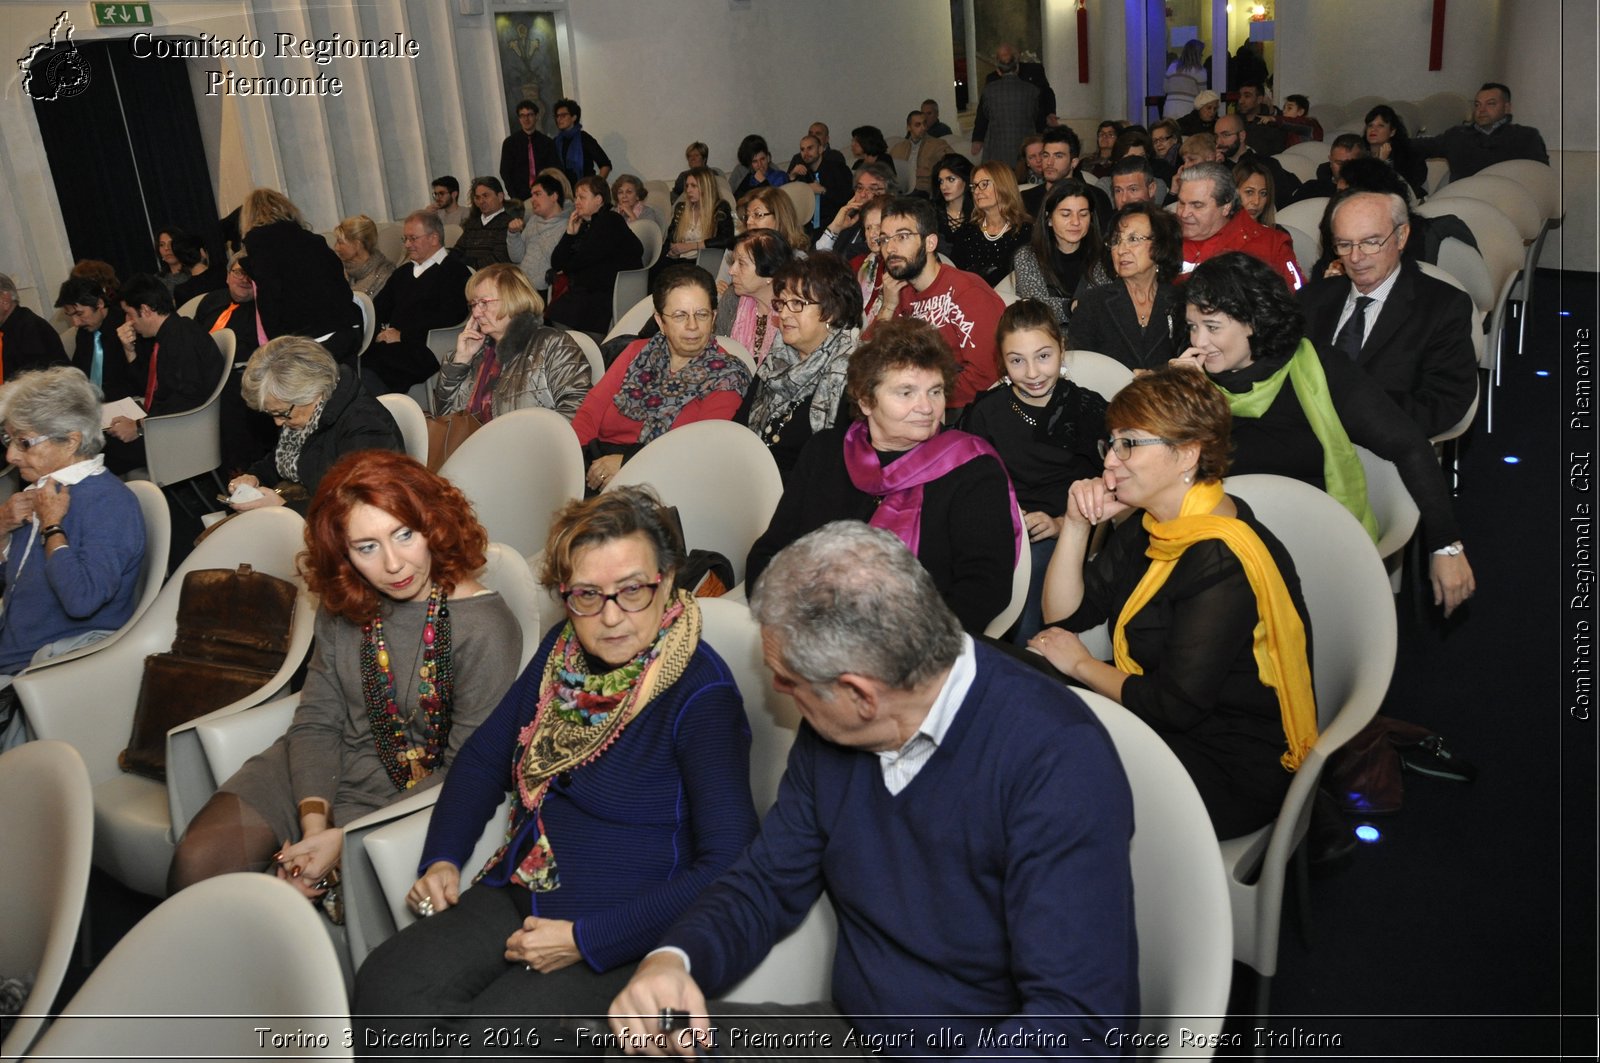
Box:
[1299,263,1478,437]
[546,210,644,335]
[368,253,473,392]
[499,128,559,199]
[139,312,225,415]
[1065,280,1185,372]
[68,306,134,400]
[0,305,67,382]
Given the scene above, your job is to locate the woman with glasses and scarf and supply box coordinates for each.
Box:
[225,336,402,514]
[570,266,750,493]
[550,97,612,185]
[351,486,756,1049]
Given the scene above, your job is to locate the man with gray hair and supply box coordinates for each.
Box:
[608,522,1137,1055]
[0,273,68,383]
[1177,161,1302,289]
[1299,191,1477,436]
[365,209,472,394]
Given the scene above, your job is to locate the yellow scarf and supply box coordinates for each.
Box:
[1112,480,1318,771]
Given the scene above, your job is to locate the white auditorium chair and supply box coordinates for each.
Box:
[141,329,236,505]
[377,392,428,463]
[565,328,607,384]
[1064,349,1135,400]
[22,874,351,1061]
[438,408,584,560]
[605,293,657,342]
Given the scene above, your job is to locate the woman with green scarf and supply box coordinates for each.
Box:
[1173,252,1474,618]
[1029,369,1316,839]
[351,487,757,1045]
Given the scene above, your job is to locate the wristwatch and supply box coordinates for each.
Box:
[1432,541,1465,556]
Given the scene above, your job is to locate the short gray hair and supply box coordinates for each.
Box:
[403,209,444,244]
[0,367,105,457]
[0,273,17,299]
[1332,190,1409,232]
[749,522,963,692]
[1184,162,1240,212]
[240,336,339,411]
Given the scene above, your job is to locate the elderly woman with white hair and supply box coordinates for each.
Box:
[0,368,146,745]
[225,336,402,514]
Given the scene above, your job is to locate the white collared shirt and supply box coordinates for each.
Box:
[480,208,505,226]
[876,634,977,795]
[1333,263,1402,348]
[411,245,449,278]
[3,455,107,569]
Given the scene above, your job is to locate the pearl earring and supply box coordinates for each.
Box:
[1183,472,1193,484]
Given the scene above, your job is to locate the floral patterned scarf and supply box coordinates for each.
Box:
[611,333,751,444]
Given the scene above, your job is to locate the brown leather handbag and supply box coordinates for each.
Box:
[424,411,482,471]
[118,564,298,781]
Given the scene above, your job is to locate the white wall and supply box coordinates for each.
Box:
[562,0,953,179]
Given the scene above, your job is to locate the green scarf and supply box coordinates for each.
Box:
[1217,339,1380,542]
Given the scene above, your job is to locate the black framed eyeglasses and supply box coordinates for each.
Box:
[1098,436,1176,460]
[560,576,663,616]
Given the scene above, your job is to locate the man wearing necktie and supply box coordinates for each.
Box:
[1299,192,1477,437]
[101,273,225,475]
[498,99,558,201]
[56,276,132,401]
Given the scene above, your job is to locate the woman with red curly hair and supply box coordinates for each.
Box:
[168,450,521,916]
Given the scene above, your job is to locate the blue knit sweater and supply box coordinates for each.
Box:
[661,643,1139,1057]
[0,468,144,674]
[421,625,758,973]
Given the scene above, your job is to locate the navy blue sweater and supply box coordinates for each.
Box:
[421,625,758,973]
[662,643,1139,1056]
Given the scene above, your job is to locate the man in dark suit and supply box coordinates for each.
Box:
[1300,192,1478,438]
[0,273,67,382]
[498,99,558,202]
[787,133,853,227]
[366,211,472,395]
[102,273,226,475]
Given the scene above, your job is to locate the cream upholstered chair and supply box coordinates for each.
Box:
[374,220,405,265]
[605,294,657,342]
[1073,690,1232,1050]
[438,407,584,560]
[1273,152,1318,185]
[1280,223,1321,273]
[1064,349,1135,401]
[176,292,205,319]
[1219,472,1397,1014]
[353,290,376,354]
[0,741,93,1060]
[629,217,664,269]
[142,329,235,503]
[565,328,607,384]
[714,334,756,374]
[1281,139,1330,162]
[376,393,428,463]
[14,507,317,898]
[1275,196,1329,236]
[605,420,783,588]
[22,874,351,1061]
[982,503,1030,640]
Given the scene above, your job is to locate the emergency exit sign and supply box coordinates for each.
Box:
[93,3,152,27]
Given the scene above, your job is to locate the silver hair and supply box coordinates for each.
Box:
[240,336,339,411]
[748,521,963,692]
[0,273,16,298]
[0,367,106,457]
[1183,161,1241,212]
[1332,190,1409,232]
[403,209,444,243]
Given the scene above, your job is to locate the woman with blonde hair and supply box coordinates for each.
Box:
[435,263,592,423]
[240,188,364,362]
[737,185,808,253]
[661,167,733,267]
[332,214,396,299]
[950,161,1032,286]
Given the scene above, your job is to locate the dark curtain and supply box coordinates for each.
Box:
[31,38,221,295]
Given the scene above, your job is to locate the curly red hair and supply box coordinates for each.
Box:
[301,451,488,622]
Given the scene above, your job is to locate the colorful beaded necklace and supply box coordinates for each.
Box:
[360,585,455,790]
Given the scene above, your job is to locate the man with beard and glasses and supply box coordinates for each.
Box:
[871,196,1005,414]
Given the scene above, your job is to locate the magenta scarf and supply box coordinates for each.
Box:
[843,420,1022,561]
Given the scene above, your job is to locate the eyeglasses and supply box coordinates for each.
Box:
[740,209,773,222]
[1332,225,1402,257]
[559,577,663,616]
[400,233,429,244]
[263,405,298,422]
[3,433,53,451]
[1098,436,1176,460]
[882,230,922,246]
[662,309,714,325]
[1106,233,1154,247]
[554,111,573,120]
[469,297,501,311]
[972,179,995,192]
[772,297,819,313]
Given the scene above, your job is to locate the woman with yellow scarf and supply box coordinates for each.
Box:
[352,487,758,1044]
[1028,369,1316,838]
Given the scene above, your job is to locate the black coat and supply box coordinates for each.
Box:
[1066,281,1185,372]
[0,305,67,382]
[1299,264,1478,438]
[247,365,402,509]
[546,210,643,335]
[242,221,362,347]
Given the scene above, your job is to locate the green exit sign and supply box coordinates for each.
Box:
[92,3,152,27]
